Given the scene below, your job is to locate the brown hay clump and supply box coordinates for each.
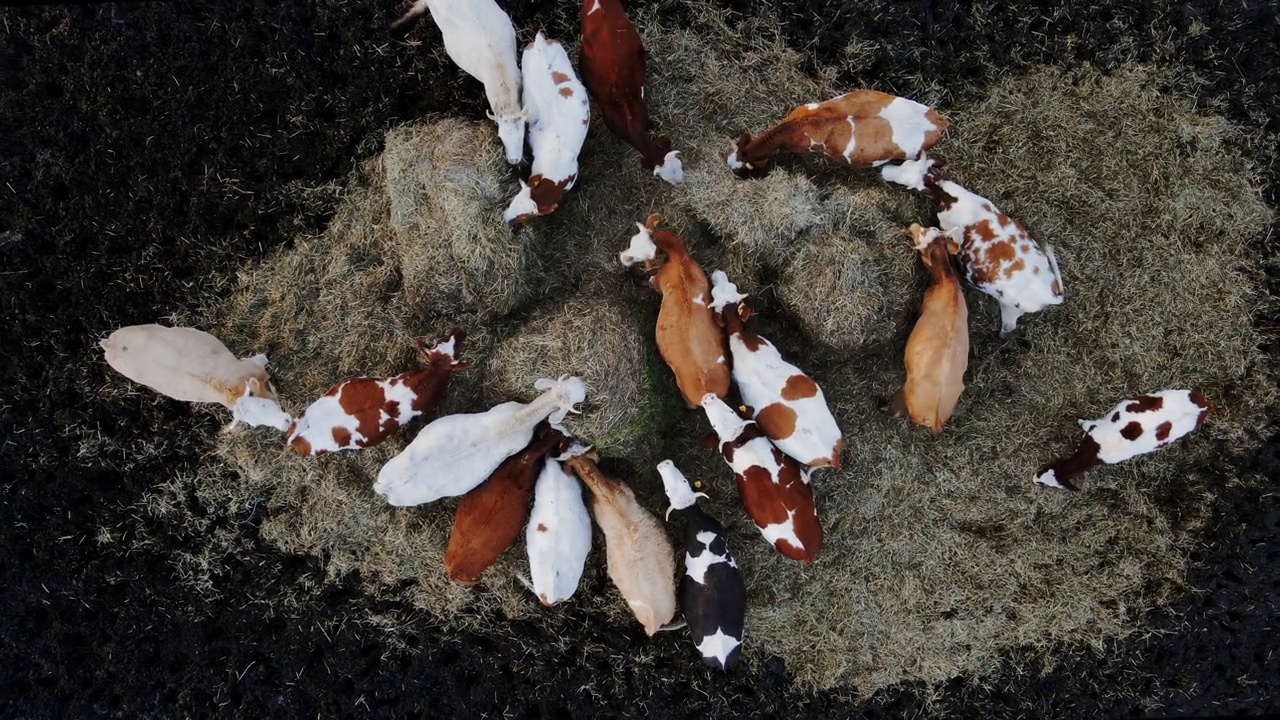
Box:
[151,0,1275,697]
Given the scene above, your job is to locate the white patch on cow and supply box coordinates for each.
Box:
[701,394,749,445]
[229,391,291,431]
[653,150,683,184]
[503,180,538,225]
[1033,468,1068,490]
[619,222,658,267]
[434,336,457,358]
[696,628,742,668]
[657,460,704,512]
[878,96,937,157]
[716,355,725,364]
[726,149,745,171]
[805,102,820,110]
[289,393,363,452]
[708,270,748,311]
[841,116,858,161]
[880,153,935,190]
[381,378,422,425]
[730,436,785,481]
[758,507,804,551]
[684,531,733,585]
[588,0,602,14]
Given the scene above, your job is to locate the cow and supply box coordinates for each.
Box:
[727,89,947,178]
[373,375,586,506]
[503,33,591,227]
[1034,390,1213,492]
[396,0,527,165]
[885,225,969,432]
[287,329,467,455]
[100,324,290,431]
[578,0,683,184]
[619,214,731,408]
[559,441,677,635]
[701,393,822,563]
[657,459,746,671]
[708,270,843,467]
[444,422,567,586]
[882,154,1064,336]
[524,452,593,606]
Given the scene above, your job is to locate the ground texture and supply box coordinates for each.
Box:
[2,0,1277,716]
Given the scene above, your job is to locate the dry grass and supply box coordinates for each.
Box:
[131,0,1276,696]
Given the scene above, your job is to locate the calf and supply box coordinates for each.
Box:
[503,33,591,227]
[525,452,593,606]
[444,422,566,586]
[560,442,677,635]
[882,155,1064,336]
[728,89,946,178]
[398,0,526,164]
[701,393,822,563]
[886,225,969,432]
[287,329,467,455]
[100,324,290,431]
[657,460,746,671]
[578,0,683,184]
[709,271,843,467]
[619,214,730,407]
[1034,390,1212,492]
[373,375,586,506]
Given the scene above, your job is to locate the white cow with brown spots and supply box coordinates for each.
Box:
[524,451,593,606]
[397,0,527,165]
[1034,389,1212,492]
[708,271,843,468]
[727,89,947,178]
[504,33,591,227]
[882,155,1064,336]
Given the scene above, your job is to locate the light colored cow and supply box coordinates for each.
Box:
[373,375,586,506]
[399,0,527,164]
[525,452,592,606]
[728,89,947,177]
[1034,390,1212,492]
[503,33,591,226]
[708,271,843,467]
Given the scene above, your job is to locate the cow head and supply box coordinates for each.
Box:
[503,174,570,228]
[618,214,663,270]
[488,107,530,166]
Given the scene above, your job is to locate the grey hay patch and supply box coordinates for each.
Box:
[157,0,1274,697]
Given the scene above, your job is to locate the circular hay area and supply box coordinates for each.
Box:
[171,3,1274,694]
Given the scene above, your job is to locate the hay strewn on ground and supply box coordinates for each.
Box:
[150,1,1275,694]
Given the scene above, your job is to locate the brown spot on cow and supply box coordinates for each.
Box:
[780,374,819,401]
[756,402,799,441]
[970,219,998,243]
[1125,395,1164,413]
[336,380,388,447]
[332,426,353,447]
[1033,266,1041,275]
[551,71,570,84]
[558,86,575,98]
[536,523,548,532]
[1119,421,1144,440]
[1111,411,1121,422]
[1001,257,1026,279]
[290,436,314,456]
[1154,421,1173,441]
[1050,278,1062,295]
[1189,390,1213,427]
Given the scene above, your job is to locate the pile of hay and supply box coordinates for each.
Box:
[150,1,1273,694]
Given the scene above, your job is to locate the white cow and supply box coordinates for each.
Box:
[503,32,590,226]
[400,0,527,164]
[524,454,592,606]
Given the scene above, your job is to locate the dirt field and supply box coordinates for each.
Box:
[3,0,1276,716]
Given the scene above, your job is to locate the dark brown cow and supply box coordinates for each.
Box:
[578,0,683,184]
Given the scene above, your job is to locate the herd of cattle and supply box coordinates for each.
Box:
[98,0,1213,671]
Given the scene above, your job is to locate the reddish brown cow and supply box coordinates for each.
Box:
[578,0,683,184]
[619,214,731,407]
[728,89,947,178]
[443,423,566,585]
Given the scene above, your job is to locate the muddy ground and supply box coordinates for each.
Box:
[2,1,1276,716]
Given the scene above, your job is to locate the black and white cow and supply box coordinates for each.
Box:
[1034,389,1212,492]
[657,460,746,671]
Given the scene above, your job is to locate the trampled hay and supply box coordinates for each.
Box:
[142,2,1275,694]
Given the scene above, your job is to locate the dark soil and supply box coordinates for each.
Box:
[2,1,1276,716]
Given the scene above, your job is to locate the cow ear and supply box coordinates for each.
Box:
[644,213,661,230]
[698,432,719,450]
[712,310,725,328]
[738,303,754,323]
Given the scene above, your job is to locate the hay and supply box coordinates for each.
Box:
[152,0,1275,696]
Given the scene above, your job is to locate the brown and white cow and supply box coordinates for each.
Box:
[727,89,947,178]
[886,225,969,432]
[287,329,467,455]
[1034,390,1212,492]
[578,0,683,184]
[443,422,567,586]
[619,214,730,408]
[882,155,1064,336]
[702,393,822,564]
[504,33,591,227]
[708,271,843,467]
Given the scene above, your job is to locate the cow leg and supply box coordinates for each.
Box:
[999,304,1024,338]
